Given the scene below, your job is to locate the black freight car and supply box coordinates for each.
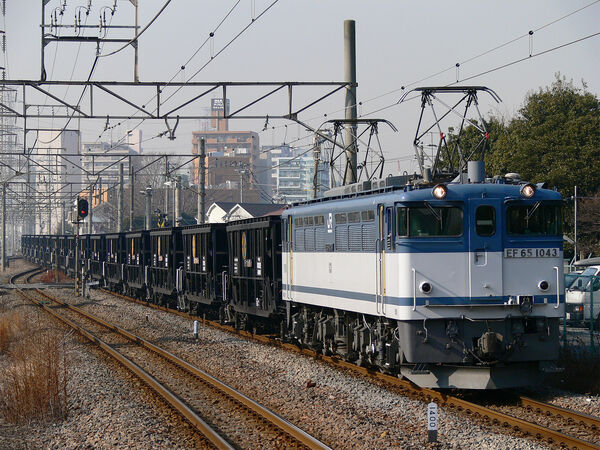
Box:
[226,216,282,331]
[124,230,150,299]
[21,235,30,260]
[148,228,182,307]
[86,233,104,283]
[104,233,125,291]
[180,223,228,315]
[49,236,58,269]
[56,235,68,273]
[66,235,76,277]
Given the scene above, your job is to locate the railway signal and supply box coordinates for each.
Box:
[77,199,89,220]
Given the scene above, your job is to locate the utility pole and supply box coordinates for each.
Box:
[88,184,94,234]
[133,0,139,83]
[129,159,135,231]
[164,157,169,226]
[75,219,79,296]
[198,138,206,224]
[61,201,65,234]
[143,185,152,230]
[343,19,358,186]
[574,185,578,262]
[313,135,321,199]
[117,163,124,232]
[1,183,5,271]
[239,169,247,203]
[175,176,181,227]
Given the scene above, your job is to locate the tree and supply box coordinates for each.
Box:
[485,75,600,197]
[442,116,507,173]
[444,76,600,256]
[576,191,600,257]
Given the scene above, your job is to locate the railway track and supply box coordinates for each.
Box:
[99,286,600,449]
[8,266,43,284]
[12,275,329,450]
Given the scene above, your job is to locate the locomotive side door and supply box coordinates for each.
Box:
[284,217,293,300]
[468,198,503,302]
[376,204,386,315]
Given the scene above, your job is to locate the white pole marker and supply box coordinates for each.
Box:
[427,402,438,443]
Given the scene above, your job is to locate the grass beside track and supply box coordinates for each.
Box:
[0,268,70,425]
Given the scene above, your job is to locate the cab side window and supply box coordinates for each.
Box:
[475,205,496,236]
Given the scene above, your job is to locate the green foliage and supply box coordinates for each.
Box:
[485,75,600,197]
[445,75,600,198]
[441,116,507,172]
[444,75,600,255]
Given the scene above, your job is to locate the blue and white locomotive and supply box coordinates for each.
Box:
[282,167,563,389]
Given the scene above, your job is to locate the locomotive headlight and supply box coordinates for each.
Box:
[538,280,549,292]
[419,281,432,294]
[432,184,447,199]
[520,183,536,198]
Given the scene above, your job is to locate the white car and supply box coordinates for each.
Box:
[565,265,600,324]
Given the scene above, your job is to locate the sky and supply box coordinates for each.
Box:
[4,0,600,177]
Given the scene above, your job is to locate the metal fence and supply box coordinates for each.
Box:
[561,274,600,359]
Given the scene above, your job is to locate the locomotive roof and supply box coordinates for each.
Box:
[283,183,562,216]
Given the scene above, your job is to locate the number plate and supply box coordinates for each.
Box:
[504,248,559,258]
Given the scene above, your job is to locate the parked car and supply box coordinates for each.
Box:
[565,265,600,325]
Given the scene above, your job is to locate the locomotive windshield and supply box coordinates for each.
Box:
[397,205,463,237]
[506,203,561,236]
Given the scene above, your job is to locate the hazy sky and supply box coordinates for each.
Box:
[4,0,599,176]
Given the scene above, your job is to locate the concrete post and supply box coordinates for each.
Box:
[88,184,94,234]
[343,19,358,185]
[574,185,578,263]
[47,195,52,234]
[1,184,5,271]
[175,176,181,227]
[118,163,124,232]
[198,138,206,224]
[129,160,134,231]
[144,185,152,230]
[164,157,169,226]
[239,170,246,203]
[313,135,321,199]
[61,201,65,234]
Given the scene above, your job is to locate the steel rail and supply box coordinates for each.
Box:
[8,267,42,285]
[15,288,233,450]
[519,396,600,431]
[98,288,599,449]
[36,289,331,450]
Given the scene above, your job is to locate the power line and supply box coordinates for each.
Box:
[261,0,600,134]
[98,0,173,59]
[102,0,278,150]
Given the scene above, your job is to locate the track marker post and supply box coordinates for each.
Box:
[427,402,438,443]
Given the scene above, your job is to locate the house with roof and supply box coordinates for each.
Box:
[224,203,285,222]
[205,202,285,223]
[205,202,237,223]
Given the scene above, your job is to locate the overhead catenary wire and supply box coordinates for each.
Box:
[360,28,600,118]
[102,0,278,150]
[96,0,243,144]
[97,0,173,59]
[259,0,600,135]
